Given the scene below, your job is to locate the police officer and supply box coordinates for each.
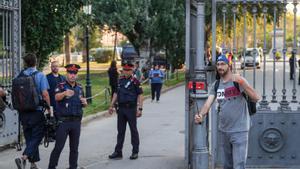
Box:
[48,64,87,169]
[109,60,143,160]
[15,53,51,169]
[47,61,65,115]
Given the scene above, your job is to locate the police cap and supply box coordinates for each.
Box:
[121,60,134,70]
[65,64,81,74]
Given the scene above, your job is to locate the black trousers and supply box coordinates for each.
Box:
[48,121,81,169]
[151,83,163,101]
[115,106,139,154]
[290,66,295,80]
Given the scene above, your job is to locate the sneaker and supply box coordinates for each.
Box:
[15,158,26,169]
[129,153,138,160]
[108,152,123,159]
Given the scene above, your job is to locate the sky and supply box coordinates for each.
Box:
[287,3,300,15]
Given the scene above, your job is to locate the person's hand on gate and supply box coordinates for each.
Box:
[194,113,203,124]
[232,74,245,86]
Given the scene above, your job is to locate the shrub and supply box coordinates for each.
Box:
[94,49,114,63]
[275,51,281,61]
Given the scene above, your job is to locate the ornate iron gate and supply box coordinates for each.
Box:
[0,0,21,147]
[212,0,300,168]
[186,0,300,168]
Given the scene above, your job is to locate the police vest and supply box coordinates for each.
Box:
[117,76,139,104]
[56,82,83,117]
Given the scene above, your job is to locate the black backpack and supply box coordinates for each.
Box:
[214,80,257,116]
[12,70,40,113]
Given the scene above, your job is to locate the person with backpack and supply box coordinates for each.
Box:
[46,61,66,115]
[14,53,51,169]
[149,64,164,102]
[195,55,260,169]
[48,64,87,169]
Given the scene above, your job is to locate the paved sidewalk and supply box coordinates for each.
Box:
[0,86,186,169]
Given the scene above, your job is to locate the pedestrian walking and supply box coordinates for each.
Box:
[14,53,51,169]
[289,52,296,80]
[108,60,119,99]
[108,60,143,160]
[48,64,88,169]
[133,61,142,82]
[195,55,260,169]
[46,61,65,116]
[149,64,164,102]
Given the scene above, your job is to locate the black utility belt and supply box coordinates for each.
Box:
[59,116,82,122]
[118,102,137,108]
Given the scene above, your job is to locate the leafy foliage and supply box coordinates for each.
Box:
[22,0,84,68]
[93,0,185,69]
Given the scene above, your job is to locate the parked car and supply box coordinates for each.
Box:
[240,48,261,69]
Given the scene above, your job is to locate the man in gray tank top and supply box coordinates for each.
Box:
[195,54,260,169]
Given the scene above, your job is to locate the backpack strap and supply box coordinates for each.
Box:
[233,81,247,99]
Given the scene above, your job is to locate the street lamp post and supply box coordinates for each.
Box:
[84,4,92,104]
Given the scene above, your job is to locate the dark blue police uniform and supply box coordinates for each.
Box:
[46,73,65,113]
[48,66,84,169]
[114,75,143,155]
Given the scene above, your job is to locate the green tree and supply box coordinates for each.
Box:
[93,0,151,55]
[93,0,185,70]
[22,0,83,68]
[149,0,185,70]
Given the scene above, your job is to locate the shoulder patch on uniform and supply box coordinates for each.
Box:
[132,77,140,85]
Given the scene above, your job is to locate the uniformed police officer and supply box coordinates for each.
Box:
[108,60,144,160]
[48,64,87,169]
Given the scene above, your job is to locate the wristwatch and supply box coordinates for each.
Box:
[138,107,143,111]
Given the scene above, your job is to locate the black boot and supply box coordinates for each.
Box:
[108,152,123,159]
[129,153,138,160]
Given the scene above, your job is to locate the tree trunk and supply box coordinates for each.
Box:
[65,33,71,65]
